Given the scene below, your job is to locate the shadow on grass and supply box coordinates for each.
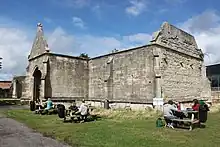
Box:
[173,123,206,130]
[63,114,102,123]
[87,114,102,122]
[0,100,21,106]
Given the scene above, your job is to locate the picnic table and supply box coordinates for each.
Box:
[169,110,199,131]
[62,106,94,123]
[63,109,81,122]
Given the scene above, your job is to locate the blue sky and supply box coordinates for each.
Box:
[1,0,218,35]
[0,0,220,80]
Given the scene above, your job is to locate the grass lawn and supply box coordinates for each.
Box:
[4,109,220,147]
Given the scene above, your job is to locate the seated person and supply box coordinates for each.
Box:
[35,100,45,113]
[78,100,88,122]
[163,100,178,120]
[44,98,53,110]
[69,101,79,116]
[69,101,78,112]
[192,99,200,111]
[163,100,186,127]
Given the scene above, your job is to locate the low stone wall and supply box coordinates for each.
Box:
[18,98,213,111]
[50,100,153,111]
[86,101,153,110]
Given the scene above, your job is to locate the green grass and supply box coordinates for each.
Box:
[4,109,220,147]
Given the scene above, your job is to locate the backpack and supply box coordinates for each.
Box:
[156,118,164,128]
[199,104,209,123]
[57,104,65,118]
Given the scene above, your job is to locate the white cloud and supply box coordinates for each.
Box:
[92,4,100,12]
[179,10,220,65]
[47,27,151,57]
[92,4,102,19]
[47,27,80,55]
[165,0,186,4]
[72,17,86,29]
[125,0,147,16]
[180,10,220,33]
[51,0,90,8]
[0,21,151,81]
[158,8,168,13]
[71,0,90,8]
[44,17,52,24]
[123,33,151,43]
[76,35,122,56]
[3,10,220,81]
[0,27,32,80]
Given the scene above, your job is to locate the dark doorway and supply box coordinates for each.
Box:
[16,80,22,98]
[33,67,42,102]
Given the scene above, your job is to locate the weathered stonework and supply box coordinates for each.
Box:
[13,22,211,109]
[150,22,211,101]
[48,54,88,100]
[89,46,155,103]
[12,76,28,99]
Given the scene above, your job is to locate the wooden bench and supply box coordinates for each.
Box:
[63,106,94,123]
[64,111,89,123]
[170,118,199,131]
[170,113,199,131]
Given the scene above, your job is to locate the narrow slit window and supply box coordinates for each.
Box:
[163,58,168,64]
[180,62,184,67]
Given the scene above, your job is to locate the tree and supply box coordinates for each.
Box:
[79,53,89,59]
[111,48,119,53]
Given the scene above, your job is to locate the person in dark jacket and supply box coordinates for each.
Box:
[199,100,209,111]
[69,101,78,112]
[198,100,209,123]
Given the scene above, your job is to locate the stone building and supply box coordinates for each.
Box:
[12,22,211,109]
[12,76,27,99]
[0,81,12,98]
[206,63,220,102]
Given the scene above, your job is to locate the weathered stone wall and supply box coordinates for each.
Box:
[12,76,28,99]
[25,54,49,100]
[200,65,211,99]
[159,46,204,101]
[150,22,211,102]
[89,46,155,103]
[49,54,89,100]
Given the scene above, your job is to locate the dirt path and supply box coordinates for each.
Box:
[0,106,70,147]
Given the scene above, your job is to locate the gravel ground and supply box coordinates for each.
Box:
[0,105,70,147]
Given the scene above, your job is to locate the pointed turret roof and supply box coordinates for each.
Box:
[28,23,50,60]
